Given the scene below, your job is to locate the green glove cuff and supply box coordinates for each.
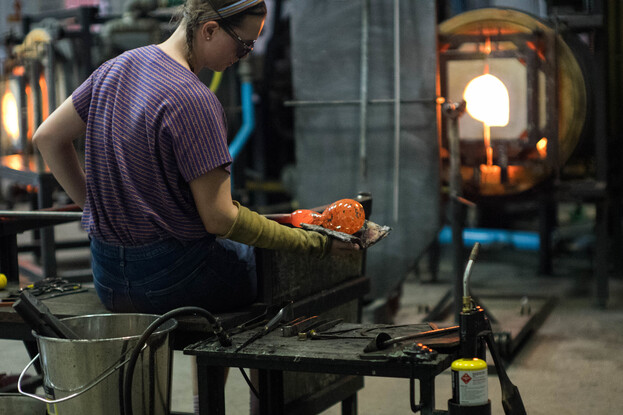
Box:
[222,201,331,258]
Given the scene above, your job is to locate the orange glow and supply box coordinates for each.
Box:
[290,209,321,228]
[39,73,49,119]
[4,154,24,170]
[525,41,545,61]
[316,198,366,234]
[20,74,50,140]
[2,88,20,144]
[12,66,25,76]
[25,84,33,139]
[506,165,520,181]
[480,164,501,184]
[537,137,547,159]
[464,73,510,186]
[481,36,492,55]
[1,154,47,173]
[463,74,510,127]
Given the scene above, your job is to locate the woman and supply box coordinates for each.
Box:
[33,0,357,315]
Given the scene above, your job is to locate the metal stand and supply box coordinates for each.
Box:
[0,206,83,283]
[428,102,556,360]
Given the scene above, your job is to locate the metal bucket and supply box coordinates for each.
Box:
[0,393,47,413]
[19,313,177,415]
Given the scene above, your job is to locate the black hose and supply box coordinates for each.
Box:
[123,306,231,415]
[238,367,259,398]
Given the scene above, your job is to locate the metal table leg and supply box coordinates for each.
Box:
[38,174,57,279]
[197,365,226,415]
[0,233,19,283]
[341,393,358,415]
[258,369,284,415]
[419,374,436,415]
[410,370,437,415]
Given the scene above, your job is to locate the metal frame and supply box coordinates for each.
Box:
[188,323,456,415]
[0,162,61,280]
[21,6,101,81]
[438,30,558,177]
[0,7,103,280]
[0,206,83,283]
[437,10,616,309]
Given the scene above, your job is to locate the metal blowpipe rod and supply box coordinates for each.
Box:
[0,211,83,220]
[462,242,481,312]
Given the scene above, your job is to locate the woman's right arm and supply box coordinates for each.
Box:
[190,167,359,257]
[32,96,87,209]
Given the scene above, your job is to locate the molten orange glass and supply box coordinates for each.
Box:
[290,209,321,228]
[279,199,366,234]
[314,199,366,234]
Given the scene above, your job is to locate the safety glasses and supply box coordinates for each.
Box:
[220,23,255,59]
[204,0,256,59]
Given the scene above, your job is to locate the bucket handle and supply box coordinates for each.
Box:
[18,344,146,404]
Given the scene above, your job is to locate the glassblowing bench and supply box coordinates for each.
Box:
[1,195,381,413]
[185,322,458,415]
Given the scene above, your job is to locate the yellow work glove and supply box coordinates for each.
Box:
[222,201,331,258]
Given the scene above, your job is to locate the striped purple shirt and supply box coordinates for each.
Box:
[72,45,232,245]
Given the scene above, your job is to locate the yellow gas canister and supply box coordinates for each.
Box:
[451,358,488,406]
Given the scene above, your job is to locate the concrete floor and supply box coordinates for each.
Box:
[2,221,623,414]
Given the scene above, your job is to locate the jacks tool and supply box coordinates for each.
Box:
[281,316,319,337]
[235,302,293,352]
[363,325,459,353]
[297,318,343,340]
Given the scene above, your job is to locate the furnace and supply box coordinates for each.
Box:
[439,8,589,197]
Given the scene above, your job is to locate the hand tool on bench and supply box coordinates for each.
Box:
[298,318,344,340]
[227,304,278,336]
[281,315,319,337]
[234,302,293,352]
[363,325,459,353]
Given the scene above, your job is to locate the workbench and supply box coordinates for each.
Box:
[0,256,371,412]
[0,279,369,349]
[185,322,458,415]
[0,288,266,346]
[0,195,377,412]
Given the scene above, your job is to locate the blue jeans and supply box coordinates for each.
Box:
[90,236,257,314]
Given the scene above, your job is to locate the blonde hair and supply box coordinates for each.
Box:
[181,0,266,69]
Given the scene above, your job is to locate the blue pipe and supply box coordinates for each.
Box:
[438,226,540,251]
[228,81,255,160]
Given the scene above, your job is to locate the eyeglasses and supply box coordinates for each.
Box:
[204,0,256,59]
[220,22,255,59]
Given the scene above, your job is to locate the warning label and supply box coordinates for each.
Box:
[453,369,488,405]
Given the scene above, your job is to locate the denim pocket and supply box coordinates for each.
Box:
[145,260,218,312]
[145,254,257,313]
[93,279,115,311]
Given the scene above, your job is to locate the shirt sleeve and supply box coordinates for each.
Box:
[71,73,94,123]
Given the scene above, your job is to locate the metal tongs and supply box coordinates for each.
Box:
[234,302,294,352]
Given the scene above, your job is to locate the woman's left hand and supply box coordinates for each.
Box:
[329,240,361,256]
